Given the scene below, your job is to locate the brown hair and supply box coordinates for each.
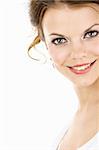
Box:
[28,0,99,59]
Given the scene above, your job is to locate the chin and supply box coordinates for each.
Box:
[56,65,99,88]
[72,76,99,88]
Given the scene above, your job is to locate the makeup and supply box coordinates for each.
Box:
[67,60,96,75]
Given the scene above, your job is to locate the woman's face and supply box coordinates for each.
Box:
[42,4,99,87]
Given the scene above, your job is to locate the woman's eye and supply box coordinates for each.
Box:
[51,38,67,45]
[84,30,99,39]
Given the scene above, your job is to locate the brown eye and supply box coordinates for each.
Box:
[84,30,99,39]
[51,38,67,45]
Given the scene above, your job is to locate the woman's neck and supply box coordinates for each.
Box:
[74,78,99,111]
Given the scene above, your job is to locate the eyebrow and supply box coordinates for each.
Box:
[84,23,99,33]
[49,23,99,36]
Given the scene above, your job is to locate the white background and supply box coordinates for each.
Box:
[1,0,78,150]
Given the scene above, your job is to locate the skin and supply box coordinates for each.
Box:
[42,3,99,149]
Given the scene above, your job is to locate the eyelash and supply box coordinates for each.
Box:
[84,30,99,39]
[51,37,67,46]
[51,30,99,46]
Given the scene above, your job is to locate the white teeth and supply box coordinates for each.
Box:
[73,64,90,71]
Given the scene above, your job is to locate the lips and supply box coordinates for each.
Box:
[67,60,97,75]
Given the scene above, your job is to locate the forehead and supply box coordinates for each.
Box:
[42,4,99,35]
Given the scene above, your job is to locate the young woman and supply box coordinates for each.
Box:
[28,1,99,150]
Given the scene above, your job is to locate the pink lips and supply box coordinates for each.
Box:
[67,60,96,75]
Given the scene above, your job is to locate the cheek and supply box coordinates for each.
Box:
[91,45,99,55]
[86,40,99,55]
[48,47,70,65]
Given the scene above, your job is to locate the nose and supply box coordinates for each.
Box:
[70,40,87,60]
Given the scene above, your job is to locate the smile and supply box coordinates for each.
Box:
[67,60,97,75]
